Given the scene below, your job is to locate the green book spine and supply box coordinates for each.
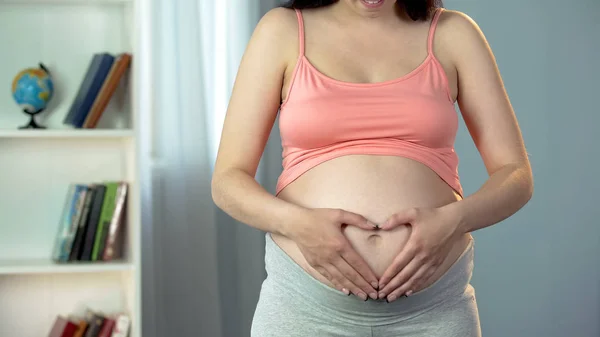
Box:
[91,182,118,261]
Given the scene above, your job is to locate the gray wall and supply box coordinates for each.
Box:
[447,1,600,336]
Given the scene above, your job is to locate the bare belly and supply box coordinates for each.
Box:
[275,155,472,292]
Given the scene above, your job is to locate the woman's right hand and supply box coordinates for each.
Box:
[287,208,380,301]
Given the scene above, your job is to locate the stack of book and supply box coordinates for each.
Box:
[53,182,128,263]
[48,309,130,337]
[63,52,132,129]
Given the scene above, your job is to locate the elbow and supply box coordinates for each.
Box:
[211,172,225,210]
[211,167,250,211]
[525,177,534,204]
[521,163,534,205]
[522,181,533,207]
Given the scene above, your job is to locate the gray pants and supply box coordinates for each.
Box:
[251,234,482,337]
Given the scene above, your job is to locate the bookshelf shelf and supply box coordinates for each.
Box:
[0,129,135,139]
[0,259,134,275]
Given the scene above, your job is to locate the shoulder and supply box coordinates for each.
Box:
[435,9,488,50]
[254,7,299,43]
[435,9,493,65]
[436,9,484,39]
[246,7,300,61]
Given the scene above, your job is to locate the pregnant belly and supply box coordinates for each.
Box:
[274,155,470,290]
[343,225,412,278]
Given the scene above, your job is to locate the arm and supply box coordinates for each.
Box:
[211,8,304,238]
[441,10,534,233]
[211,8,380,299]
[377,10,533,300]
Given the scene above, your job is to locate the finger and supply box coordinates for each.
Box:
[324,264,368,301]
[379,208,418,230]
[413,266,437,293]
[337,209,378,230]
[339,246,380,291]
[379,244,417,288]
[378,258,421,299]
[387,264,431,302]
[315,265,349,295]
[334,257,379,300]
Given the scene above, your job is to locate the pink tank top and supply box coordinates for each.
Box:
[276,8,463,197]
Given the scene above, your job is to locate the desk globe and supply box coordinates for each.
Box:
[12,63,54,129]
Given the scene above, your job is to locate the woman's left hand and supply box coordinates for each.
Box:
[377,206,463,303]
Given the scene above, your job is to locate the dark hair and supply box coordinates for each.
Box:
[281,0,443,21]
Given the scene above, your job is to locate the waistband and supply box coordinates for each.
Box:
[263,233,474,326]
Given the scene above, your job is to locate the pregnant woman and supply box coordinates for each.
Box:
[212,0,533,336]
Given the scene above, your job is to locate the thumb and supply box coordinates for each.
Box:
[338,210,378,230]
[379,208,418,230]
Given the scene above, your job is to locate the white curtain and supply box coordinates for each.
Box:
[141,0,282,336]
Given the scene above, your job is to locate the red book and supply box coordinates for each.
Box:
[48,316,78,337]
[98,318,116,337]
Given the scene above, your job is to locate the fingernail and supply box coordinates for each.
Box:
[371,282,379,289]
[387,295,397,302]
[406,290,413,297]
[359,293,367,301]
[369,292,378,300]
[378,292,386,299]
[342,288,350,295]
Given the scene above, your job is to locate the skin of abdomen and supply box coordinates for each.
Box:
[274,154,467,289]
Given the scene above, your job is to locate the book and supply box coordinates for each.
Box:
[80,185,106,261]
[83,53,132,129]
[110,314,130,337]
[48,312,129,337]
[48,316,78,337]
[69,186,96,261]
[56,181,128,262]
[53,184,87,262]
[72,319,89,337]
[92,182,119,261]
[83,312,105,337]
[65,185,89,260]
[103,183,128,261]
[52,185,76,262]
[63,53,115,128]
[98,318,116,337]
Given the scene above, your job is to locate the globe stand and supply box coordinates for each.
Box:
[19,108,46,129]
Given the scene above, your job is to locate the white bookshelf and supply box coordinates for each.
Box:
[0,0,141,336]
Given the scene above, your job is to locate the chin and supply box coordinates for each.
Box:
[347,0,396,12]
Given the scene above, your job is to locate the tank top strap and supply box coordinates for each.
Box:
[295,9,305,56]
[427,8,444,54]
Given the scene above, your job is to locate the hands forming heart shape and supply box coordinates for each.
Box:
[291,205,465,303]
[375,206,464,302]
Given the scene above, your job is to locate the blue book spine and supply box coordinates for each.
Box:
[63,54,104,125]
[53,184,85,262]
[63,53,115,128]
